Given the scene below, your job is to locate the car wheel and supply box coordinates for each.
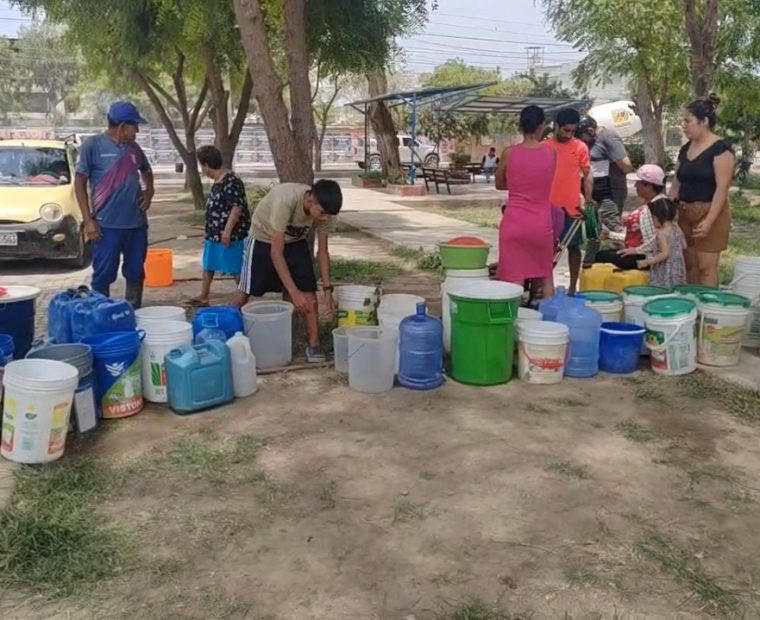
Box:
[68,232,92,269]
[368,154,382,171]
[424,153,440,168]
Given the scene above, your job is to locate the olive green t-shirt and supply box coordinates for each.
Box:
[250,183,332,243]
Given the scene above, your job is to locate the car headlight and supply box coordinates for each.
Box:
[40,203,63,223]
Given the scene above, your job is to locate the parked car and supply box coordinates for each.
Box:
[355,135,440,170]
[0,138,91,267]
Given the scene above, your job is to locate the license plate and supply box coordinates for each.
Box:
[0,232,17,247]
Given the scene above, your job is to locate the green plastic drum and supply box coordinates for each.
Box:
[448,281,523,385]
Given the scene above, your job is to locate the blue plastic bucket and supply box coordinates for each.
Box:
[0,286,41,359]
[26,343,98,434]
[599,322,645,374]
[81,330,144,419]
[0,334,14,366]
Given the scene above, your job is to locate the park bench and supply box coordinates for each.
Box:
[421,167,470,195]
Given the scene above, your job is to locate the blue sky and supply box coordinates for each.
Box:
[0,0,577,75]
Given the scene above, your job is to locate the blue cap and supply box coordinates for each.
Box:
[107,101,148,125]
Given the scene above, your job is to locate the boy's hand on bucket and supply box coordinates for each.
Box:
[290,290,310,313]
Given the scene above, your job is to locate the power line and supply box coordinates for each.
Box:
[418,31,576,47]
[426,19,565,43]
[408,37,583,57]
[433,11,553,29]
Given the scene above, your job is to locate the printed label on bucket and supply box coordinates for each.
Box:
[102,359,143,418]
[47,402,69,455]
[518,342,567,384]
[647,328,693,373]
[337,309,377,328]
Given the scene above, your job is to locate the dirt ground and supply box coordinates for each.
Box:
[3,197,760,619]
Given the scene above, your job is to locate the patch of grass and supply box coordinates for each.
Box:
[524,403,551,415]
[393,498,426,524]
[634,533,738,615]
[719,218,760,284]
[391,245,443,272]
[627,375,665,402]
[616,419,656,443]
[435,598,525,620]
[400,199,501,229]
[565,566,600,587]
[178,209,206,226]
[733,173,760,191]
[328,258,403,283]
[0,460,134,596]
[319,481,338,510]
[553,397,585,408]
[547,460,591,480]
[174,191,195,204]
[678,373,760,423]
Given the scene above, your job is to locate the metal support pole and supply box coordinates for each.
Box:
[409,94,417,184]
[363,102,370,171]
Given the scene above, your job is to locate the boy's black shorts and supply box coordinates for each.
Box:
[238,238,317,297]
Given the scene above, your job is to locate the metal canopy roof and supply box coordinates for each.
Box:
[345,82,497,112]
[440,95,588,115]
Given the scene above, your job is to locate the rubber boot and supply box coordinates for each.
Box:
[125,280,144,310]
[92,283,110,297]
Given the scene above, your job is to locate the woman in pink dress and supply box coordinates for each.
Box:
[496,105,557,297]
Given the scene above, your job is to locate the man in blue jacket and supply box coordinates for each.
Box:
[75,102,154,309]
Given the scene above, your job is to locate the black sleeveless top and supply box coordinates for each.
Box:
[676,139,733,203]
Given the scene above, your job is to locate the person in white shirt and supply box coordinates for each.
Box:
[481,147,499,183]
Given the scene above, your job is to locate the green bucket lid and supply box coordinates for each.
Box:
[697,290,751,308]
[643,297,696,318]
[624,285,672,297]
[581,290,622,303]
[674,284,718,296]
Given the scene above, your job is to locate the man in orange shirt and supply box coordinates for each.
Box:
[547,108,594,294]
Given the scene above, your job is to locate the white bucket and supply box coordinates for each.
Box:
[515,308,543,353]
[441,267,490,352]
[517,321,570,384]
[644,307,698,376]
[583,296,623,323]
[697,295,751,367]
[136,305,187,327]
[623,287,675,355]
[332,327,350,374]
[242,301,294,370]
[336,285,380,328]
[733,283,760,348]
[1,359,79,463]
[140,320,193,402]
[347,327,397,393]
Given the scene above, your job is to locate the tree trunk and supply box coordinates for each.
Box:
[366,69,400,178]
[633,82,667,167]
[311,116,322,172]
[233,0,313,183]
[683,0,720,98]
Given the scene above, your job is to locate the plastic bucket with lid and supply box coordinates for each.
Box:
[26,343,98,433]
[599,322,645,374]
[643,298,698,376]
[83,331,145,417]
[136,305,187,326]
[242,301,294,370]
[673,284,719,304]
[623,285,674,355]
[516,321,569,384]
[0,285,41,359]
[347,327,397,393]
[448,280,523,385]
[336,285,380,328]
[140,321,192,403]
[583,290,623,323]
[696,291,751,367]
[2,358,79,463]
[332,327,350,374]
[0,333,13,366]
[441,267,489,352]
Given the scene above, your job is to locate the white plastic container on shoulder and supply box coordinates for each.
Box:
[226,332,258,398]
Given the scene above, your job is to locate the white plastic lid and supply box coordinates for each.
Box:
[447,280,524,301]
[517,321,570,337]
[0,285,42,303]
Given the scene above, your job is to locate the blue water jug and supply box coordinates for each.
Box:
[70,297,136,343]
[48,286,104,344]
[539,286,568,323]
[195,327,227,345]
[164,340,234,415]
[556,296,602,378]
[192,306,244,340]
[398,302,444,390]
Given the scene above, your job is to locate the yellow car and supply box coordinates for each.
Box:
[0,137,90,267]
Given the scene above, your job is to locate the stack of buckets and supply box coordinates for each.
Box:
[730,255,760,349]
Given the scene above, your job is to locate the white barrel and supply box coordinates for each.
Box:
[336,285,380,328]
[2,359,79,463]
[347,327,397,393]
[696,292,751,367]
[643,298,698,376]
[242,301,294,370]
[441,267,490,352]
[140,320,193,402]
[517,321,570,384]
[135,305,187,326]
[623,286,675,354]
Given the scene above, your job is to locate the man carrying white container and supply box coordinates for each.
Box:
[235,180,343,363]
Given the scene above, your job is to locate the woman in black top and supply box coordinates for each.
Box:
[669,96,735,286]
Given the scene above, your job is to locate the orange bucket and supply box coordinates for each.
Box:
[144,248,173,288]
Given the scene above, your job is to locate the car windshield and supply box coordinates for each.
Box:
[0,147,71,186]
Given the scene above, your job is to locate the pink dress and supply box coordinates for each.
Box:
[496,144,555,282]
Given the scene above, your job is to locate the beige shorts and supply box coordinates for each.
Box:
[678,201,730,253]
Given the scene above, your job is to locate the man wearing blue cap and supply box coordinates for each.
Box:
[75,101,154,308]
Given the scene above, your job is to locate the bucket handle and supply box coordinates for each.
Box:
[646,319,690,352]
[486,300,516,324]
